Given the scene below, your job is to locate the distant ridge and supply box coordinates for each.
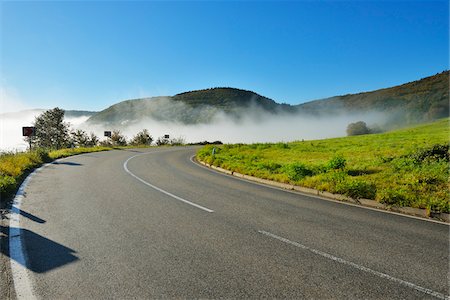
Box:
[86,71,449,128]
[296,71,449,125]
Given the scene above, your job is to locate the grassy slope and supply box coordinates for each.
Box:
[197,118,449,213]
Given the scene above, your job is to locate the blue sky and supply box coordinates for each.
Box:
[1,0,448,112]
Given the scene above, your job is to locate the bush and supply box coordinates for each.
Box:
[335,179,377,199]
[34,149,51,163]
[378,189,410,206]
[258,161,283,173]
[284,163,313,181]
[409,144,449,164]
[347,121,370,136]
[130,129,153,146]
[326,155,346,170]
[0,175,17,201]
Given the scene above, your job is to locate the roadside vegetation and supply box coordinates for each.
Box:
[197,118,449,213]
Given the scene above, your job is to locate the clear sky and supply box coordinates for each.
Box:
[1,0,448,112]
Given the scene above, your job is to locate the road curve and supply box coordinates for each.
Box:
[7,147,449,299]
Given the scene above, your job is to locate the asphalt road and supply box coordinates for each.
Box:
[6,147,449,299]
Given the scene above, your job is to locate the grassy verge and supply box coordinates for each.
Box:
[0,146,112,204]
[197,118,449,213]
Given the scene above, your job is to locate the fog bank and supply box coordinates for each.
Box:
[1,107,385,152]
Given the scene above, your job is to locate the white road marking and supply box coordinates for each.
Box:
[259,230,449,300]
[9,165,47,300]
[124,152,214,213]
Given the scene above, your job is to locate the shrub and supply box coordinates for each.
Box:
[130,129,153,146]
[258,161,283,173]
[378,189,410,206]
[335,179,377,199]
[346,121,370,136]
[0,175,16,201]
[326,155,346,170]
[33,149,51,163]
[409,144,449,164]
[284,162,313,181]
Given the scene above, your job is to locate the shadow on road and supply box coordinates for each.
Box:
[18,210,46,224]
[53,161,83,166]
[1,225,79,273]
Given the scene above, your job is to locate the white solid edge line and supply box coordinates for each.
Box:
[124,153,214,213]
[259,230,449,300]
[9,165,49,300]
[190,156,449,226]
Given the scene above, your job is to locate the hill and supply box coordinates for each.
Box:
[296,71,449,126]
[86,71,448,128]
[86,88,295,125]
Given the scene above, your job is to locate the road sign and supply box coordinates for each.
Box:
[22,127,35,137]
[104,131,112,137]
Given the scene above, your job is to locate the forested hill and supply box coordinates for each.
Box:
[86,88,294,125]
[86,71,448,127]
[172,88,293,113]
[296,71,449,125]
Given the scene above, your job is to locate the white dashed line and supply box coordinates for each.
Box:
[259,230,449,300]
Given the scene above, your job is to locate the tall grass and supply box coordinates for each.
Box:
[197,118,449,213]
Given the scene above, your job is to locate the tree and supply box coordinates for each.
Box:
[169,136,185,146]
[346,121,370,136]
[32,108,70,149]
[110,130,127,146]
[70,129,89,147]
[130,129,153,146]
[155,136,170,146]
[87,132,99,147]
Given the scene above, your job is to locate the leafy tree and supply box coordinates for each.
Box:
[70,129,89,147]
[155,136,170,146]
[170,137,185,146]
[346,121,370,136]
[32,108,70,149]
[87,133,99,147]
[130,129,153,146]
[110,130,127,146]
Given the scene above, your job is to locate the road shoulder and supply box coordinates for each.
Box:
[194,157,449,224]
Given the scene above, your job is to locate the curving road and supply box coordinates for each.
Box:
[5,147,449,299]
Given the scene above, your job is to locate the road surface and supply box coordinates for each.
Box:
[4,147,449,299]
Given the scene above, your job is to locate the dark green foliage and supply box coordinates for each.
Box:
[378,189,409,206]
[34,148,52,163]
[70,129,89,147]
[408,144,449,164]
[346,121,370,136]
[335,180,377,200]
[130,129,153,146]
[155,136,170,146]
[169,137,186,146]
[326,155,347,170]
[284,163,313,181]
[32,108,71,149]
[110,130,127,146]
[258,161,283,173]
[0,175,16,202]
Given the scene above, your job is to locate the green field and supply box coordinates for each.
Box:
[197,118,449,213]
